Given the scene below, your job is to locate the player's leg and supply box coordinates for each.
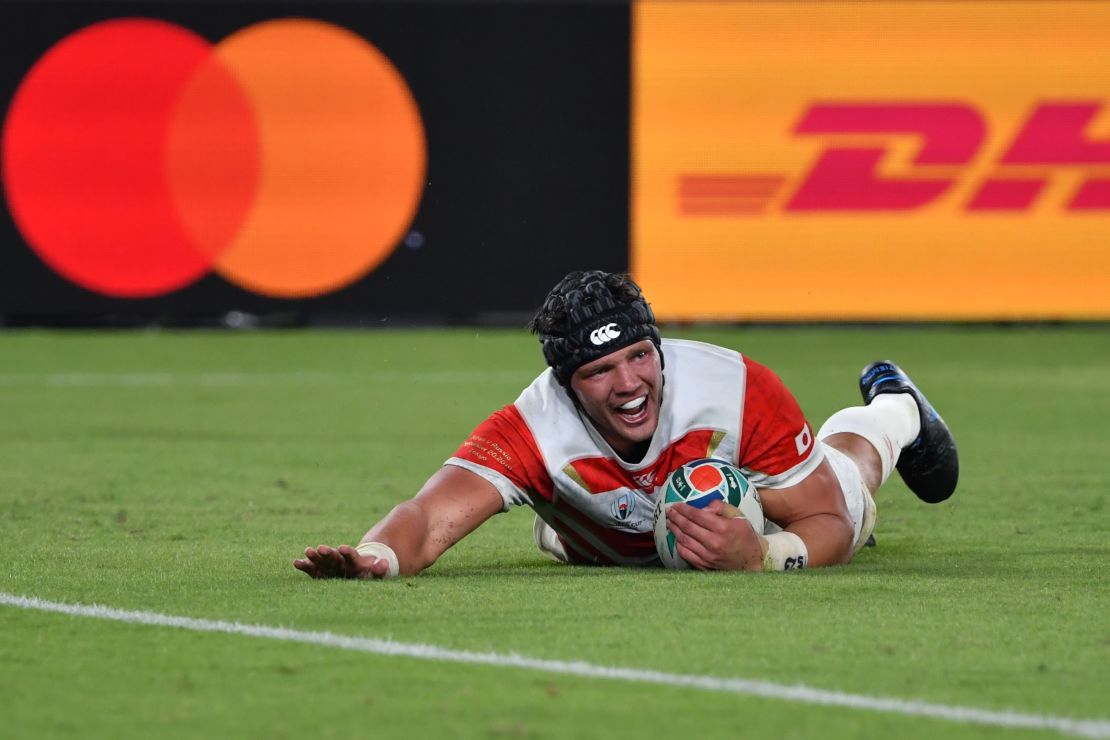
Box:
[817,394,919,552]
[857,360,959,503]
[818,359,958,500]
[817,441,880,553]
[814,360,959,552]
[818,391,921,496]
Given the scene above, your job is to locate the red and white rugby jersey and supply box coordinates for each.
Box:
[446,338,822,566]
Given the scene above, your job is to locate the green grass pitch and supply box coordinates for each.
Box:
[0,326,1107,739]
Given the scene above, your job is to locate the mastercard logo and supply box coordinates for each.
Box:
[1,18,426,299]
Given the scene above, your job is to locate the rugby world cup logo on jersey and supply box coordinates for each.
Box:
[1,18,426,299]
[678,102,1110,216]
[610,491,636,521]
[589,323,622,346]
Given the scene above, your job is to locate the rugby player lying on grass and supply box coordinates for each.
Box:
[294,270,958,578]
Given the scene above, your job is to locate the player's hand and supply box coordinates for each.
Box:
[293,544,394,579]
[665,499,764,571]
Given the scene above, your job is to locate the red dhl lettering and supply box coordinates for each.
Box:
[787,102,983,211]
[678,101,1110,215]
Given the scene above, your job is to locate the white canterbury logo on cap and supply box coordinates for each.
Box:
[589,323,621,345]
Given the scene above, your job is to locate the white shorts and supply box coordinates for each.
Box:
[820,442,878,553]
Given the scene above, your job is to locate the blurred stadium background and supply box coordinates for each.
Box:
[3,1,1107,326]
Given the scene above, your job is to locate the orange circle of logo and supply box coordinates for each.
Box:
[2,18,426,299]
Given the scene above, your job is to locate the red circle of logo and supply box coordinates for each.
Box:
[689,464,724,492]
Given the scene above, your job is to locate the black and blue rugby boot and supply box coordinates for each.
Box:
[859,361,959,503]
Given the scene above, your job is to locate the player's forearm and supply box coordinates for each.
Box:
[361,500,440,576]
[782,513,854,567]
[357,467,504,577]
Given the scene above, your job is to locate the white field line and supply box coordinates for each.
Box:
[2,593,1107,739]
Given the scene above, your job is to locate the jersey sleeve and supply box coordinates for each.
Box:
[445,405,552,511]
[736,356,824,489]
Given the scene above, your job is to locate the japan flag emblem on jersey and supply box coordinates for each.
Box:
[795,424,813,456]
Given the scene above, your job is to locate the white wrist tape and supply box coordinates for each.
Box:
[762,531,809,571]
[355,541,400,578]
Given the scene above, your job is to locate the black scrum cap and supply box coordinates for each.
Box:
[534,271,661,386]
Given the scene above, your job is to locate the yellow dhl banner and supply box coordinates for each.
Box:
[632,1,1110,320]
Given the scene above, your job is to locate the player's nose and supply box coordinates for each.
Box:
[611,362,640,393]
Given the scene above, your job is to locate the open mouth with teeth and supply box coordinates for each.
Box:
[615,394,649,424]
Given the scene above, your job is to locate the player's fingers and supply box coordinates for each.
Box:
[367,557,392,579]
[303,547,333,573]
[715,502,745,519]
[676,502,732,533]
[302,548,331,572]
[665,503,693,529]
[675,541,713,571]
[666,515,712,553]
[337,545,367,577]
[670,525,716,567]
[667,504,718,540]
[306,545,332,562]
[320,545,349,567]
[669,509,733,568]
[307,545,345,575]
[705,499,745,519]
[293,558,326,578]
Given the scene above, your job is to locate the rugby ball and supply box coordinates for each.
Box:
[652,458,764,569]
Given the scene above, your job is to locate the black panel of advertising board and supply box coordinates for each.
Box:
[0,2,630,325]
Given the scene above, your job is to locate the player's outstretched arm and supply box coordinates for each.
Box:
[293,465,504,579]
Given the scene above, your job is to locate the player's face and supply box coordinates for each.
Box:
[570,339,663,460]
